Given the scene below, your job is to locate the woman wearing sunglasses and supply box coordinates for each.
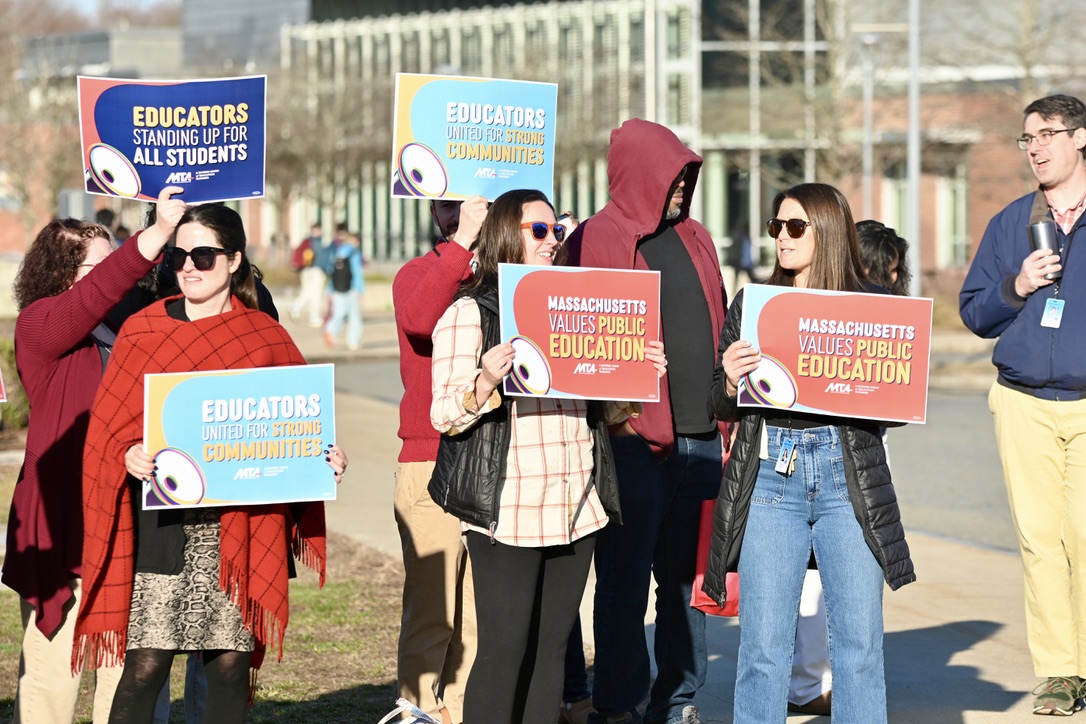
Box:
[427,189,665,724]
[702,183,914,723]
[74,203,347,724]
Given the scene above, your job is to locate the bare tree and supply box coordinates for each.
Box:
[0,1,89,235]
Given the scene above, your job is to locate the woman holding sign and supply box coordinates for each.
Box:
[4,189,184,724]
[702,183,914,723]
[74,203,347,724]
[427,188,665,724]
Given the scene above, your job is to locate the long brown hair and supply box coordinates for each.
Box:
[15,220,113,311]
[168,204,259,310]
[463,189,565,294]
[766,183,864,292]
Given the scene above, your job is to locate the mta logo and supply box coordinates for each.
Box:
[474,167,497,178]
[573,362,597,374]
[233,467,261,480]
[165,172,193,183]
[823,382,852,394]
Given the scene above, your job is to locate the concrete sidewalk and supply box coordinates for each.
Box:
[280,293,1035,723]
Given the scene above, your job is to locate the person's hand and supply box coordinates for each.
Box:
[644,339,667,378]
[325,443,348,484]
[451,195,488,250]
[1015,248,1061,297]
[136,186,186,261]
[475,341,514,406]
[722,340,761,397]
[125,444,155,480]
[155,186,186,235]
[480,342,515,387]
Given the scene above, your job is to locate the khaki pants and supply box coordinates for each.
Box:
[990,383,1086,676]
[394,461,476,722]
[15,578,122,724]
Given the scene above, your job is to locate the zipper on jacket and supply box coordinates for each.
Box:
[488,521,497,544]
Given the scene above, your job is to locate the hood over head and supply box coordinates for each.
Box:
[606,119,703,236]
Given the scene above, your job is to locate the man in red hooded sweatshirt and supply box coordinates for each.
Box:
[564,120,728,724]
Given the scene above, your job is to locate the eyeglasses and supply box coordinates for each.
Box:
[165,246,230,271]
[520,222,567,243]
[674,166,688,184]
[1017,128,1078,150]
[767,218,812,239]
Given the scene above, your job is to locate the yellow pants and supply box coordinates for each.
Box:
[394,461,477,722]
[990,382,1086,676]
[15,578,122,724]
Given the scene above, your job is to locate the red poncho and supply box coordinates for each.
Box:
[73,296,326,673]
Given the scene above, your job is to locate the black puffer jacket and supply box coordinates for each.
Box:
[428,285,622,533]
[702,289,915,606]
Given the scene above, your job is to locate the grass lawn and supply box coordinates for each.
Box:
[0,531,404,723]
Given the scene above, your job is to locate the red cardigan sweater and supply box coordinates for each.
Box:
[74,298,325,672]
[2,237,157,637]
[393,240,473,463]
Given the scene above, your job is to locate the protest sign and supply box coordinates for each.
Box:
[78,75,266,203]
[498,264,661,401]
[142,364,335,509]
[737,284,932,423]
[391,73,557,200]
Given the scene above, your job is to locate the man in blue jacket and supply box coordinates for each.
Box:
[960,94,1086,716]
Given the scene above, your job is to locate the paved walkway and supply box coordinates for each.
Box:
[269,285,1039,723]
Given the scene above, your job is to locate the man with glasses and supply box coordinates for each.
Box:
[565,119,728,724]
[961,94,1086,716]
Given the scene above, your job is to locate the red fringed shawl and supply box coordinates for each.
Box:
[73,296,326,674]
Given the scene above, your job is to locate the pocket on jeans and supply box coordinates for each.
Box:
[751,459,785,504]
[829,454,850,502]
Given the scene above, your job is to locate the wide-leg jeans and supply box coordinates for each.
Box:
[734,425,886,724]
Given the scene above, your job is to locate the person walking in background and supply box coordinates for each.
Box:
[324,223,364,351]
[74,203,346,723]
[726,219,761,286]
[565,119,728,724]
[428,188,667,724]
[705,183,915,724]
[960,93,1086,716]
[2,188,185,724]
[290,222,328,327]
[392,194,487,724]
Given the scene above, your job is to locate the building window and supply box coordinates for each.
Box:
[880,162,907,234]
[936,163,969,268]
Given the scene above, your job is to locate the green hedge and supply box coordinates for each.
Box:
[0,337,28,430]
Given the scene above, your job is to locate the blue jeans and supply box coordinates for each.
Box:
[325,290,362,348]
[734,425,886,724]
[591,432,721,724]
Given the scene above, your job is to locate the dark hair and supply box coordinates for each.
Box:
[856,220,911,295]
[95,208,116,228]
[168,204,259,310]
[15,219,113,311]
[1024,95,1086,158]
[766,183,863,292]
[335,221,348,233]
[464,189,562,294]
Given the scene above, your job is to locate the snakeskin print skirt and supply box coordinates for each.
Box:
[126,509,256,652]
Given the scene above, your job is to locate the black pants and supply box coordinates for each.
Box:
[464,531,595,724]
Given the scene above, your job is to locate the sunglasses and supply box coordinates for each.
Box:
[521,222,567,243]
[166,246,230,272]
[767,218,812,239]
